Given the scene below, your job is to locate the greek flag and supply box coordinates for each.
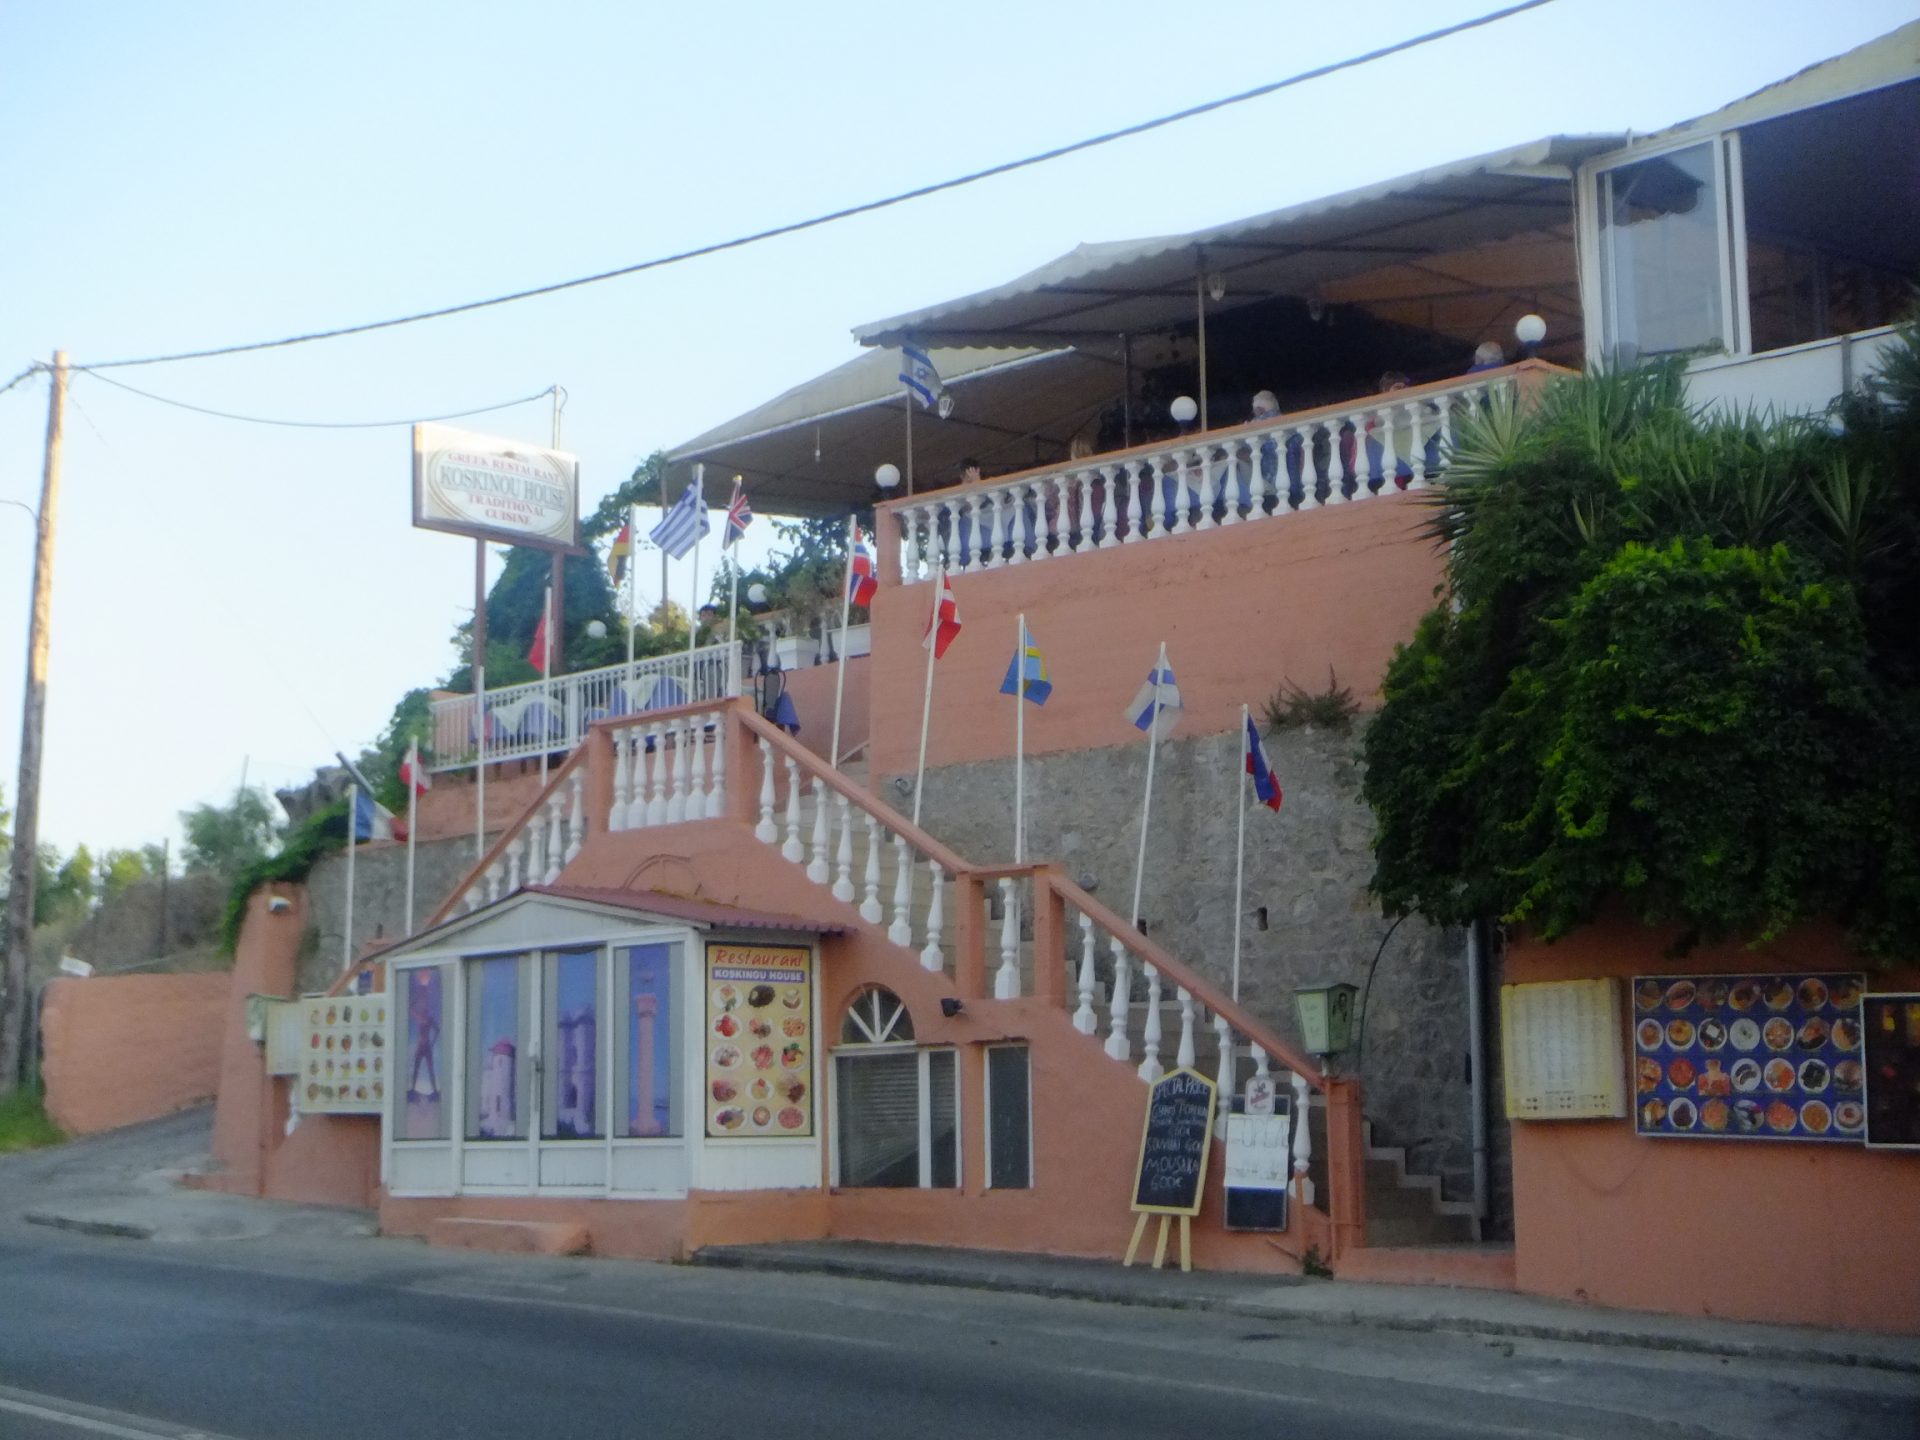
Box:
[650,470,711,559]
[899,345,943,410]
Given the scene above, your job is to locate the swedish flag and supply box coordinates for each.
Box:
[999,623,1052,706]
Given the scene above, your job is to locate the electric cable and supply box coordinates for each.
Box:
[70,0,1557,373]
[74,369,557,430]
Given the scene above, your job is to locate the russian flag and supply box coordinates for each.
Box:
[1245,713,1283,811]
[848,524,879,608]
[352,788,403,842]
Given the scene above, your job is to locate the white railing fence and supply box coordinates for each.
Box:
[428,642,752,773]
[889,372,1514,582]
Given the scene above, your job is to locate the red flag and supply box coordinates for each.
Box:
[608,520,632,585]
[922,569,962,658]
[399,746,431,795]
[528,605,551,672]
[848,524,878,608]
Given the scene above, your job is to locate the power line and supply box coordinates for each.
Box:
[75,369,557,429]
[73,0,1557,373]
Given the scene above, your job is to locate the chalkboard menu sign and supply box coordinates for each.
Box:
[1131,1068,1217,1217]
[1632,972,1865,1143]
[1864,993,1920,1151]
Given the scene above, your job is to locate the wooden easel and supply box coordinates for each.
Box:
[1123,1212,1194,1272]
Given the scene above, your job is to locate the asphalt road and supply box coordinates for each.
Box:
[0,1224,1916,1440]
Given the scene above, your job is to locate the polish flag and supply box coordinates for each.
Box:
[922,568,962,659]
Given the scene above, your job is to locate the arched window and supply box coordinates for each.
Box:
[834,988,955,1190]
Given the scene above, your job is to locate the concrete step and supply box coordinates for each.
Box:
[427,1217,590,1256]
[1363,1213,1477,1247]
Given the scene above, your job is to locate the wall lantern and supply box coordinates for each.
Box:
[1293,981,1359,1057]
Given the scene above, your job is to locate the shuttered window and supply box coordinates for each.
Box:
[834,987,958,1190]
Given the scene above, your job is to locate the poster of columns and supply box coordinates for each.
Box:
[705,943,813,1138]
[301,992,387,1115]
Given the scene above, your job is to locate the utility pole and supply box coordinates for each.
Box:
[1,352,66,1095]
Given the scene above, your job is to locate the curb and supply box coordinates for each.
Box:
[693,1249,1920,1377]
[23,1211,155,1241]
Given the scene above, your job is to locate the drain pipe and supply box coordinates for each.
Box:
[1465,919,1490,1233]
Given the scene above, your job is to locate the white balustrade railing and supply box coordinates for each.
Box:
[458,766,590,915]
[887,372,1515,583]
[604,707,730,832]
[429,641,754,773]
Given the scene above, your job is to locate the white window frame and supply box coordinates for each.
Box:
[830,988,959,1190]
[983,1043,1033,1191]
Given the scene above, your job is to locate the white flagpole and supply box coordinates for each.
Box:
[683,465,704,701]
[829,515,856,768]
[343,782,358,973]
[625,502,639,687]
[911,565,941,828]
[1130,641,1167,928]
[726,549,741,698]
[1233,703,1248,1003]
[539,581,552,784]
[474,545,487,860]
[405,741,420,938]
[1014,612,1026,863]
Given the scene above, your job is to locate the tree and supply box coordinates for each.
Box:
[180,789,282,876]
[1363,337,1920,959]
[98,848,155,903]
[33,845,93,927]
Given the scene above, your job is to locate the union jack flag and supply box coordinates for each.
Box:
[723,477,753,549]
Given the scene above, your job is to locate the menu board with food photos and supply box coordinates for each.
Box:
[300,992,388,1115]
[1863,993,1920,1151]
[705,944,813,1139]
[1632,973,1866,1143]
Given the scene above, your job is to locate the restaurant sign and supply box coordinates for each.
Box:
[411,421,581,552]
[705,944,813,1139]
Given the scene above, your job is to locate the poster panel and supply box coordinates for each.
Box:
[412,421,581,552]
[705,943,813,1139]
[1632,973,1865,1142]
[397,966,447,1139]
[623,943,677,1138]
[1223,1104,1293,1232]
[299,991,388,1115]
[1863,993,1920,1150]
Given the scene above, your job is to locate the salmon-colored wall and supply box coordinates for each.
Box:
[867,493,1443,777]
[41,971,229,1136]
[413,766,548,844]
[774,658,870,767]
[200,884,380,1209]
[1506,924,1920,1333]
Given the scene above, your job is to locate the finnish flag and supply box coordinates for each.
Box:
[1124,647,1182,740]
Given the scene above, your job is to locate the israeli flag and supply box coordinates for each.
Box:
[650,471,711,560]
[899,345,943,410]
[1124,649,1183,741]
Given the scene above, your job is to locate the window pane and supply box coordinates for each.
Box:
[466,955,528,1140]
[928,1050,958,1190]
[1601,144,1727,362]
[398,965,448,1140]
[837,1053,920,1187]
[544,950,601,1140]
[619,943,680,1138]
[987,1046,1032,1189]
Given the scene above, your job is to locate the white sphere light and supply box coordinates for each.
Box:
[874,463,902,490]
[585,619,607,639]
[1515,313,1547,346]
[747,583,768,605]
[1170,395,1199,425]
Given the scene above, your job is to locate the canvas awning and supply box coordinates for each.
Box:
[850,134,1625,352]
[666,343,1147,516]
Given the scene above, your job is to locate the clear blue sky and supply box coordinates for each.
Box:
[2,0,1913,859]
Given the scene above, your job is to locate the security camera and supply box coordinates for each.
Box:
[268,896,292,914]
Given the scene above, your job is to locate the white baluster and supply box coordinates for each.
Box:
[1195,446,1218,531]
[484,858,504,905]
[543,792,564,883]
[1213,1015,1235,1131]
[1294,424,1319,511]
[708,714,726,816]
[1051,473,1073,558]
[1175,986,1196,1069]
[525,805,547,885]
[667,722,690,823]
[888,834,913,946]
[1137,963,1164,1081]
[995,877,1020,999]
[1104,938,1132,1062]
[610,725,632,831]
[1097,464,1120,549]
[919,859,945,971]
[755,737,778,842]
[684,720,707,822]
[1291,1070,1315,1206]
[1170,455,1193,535]
[781,755,804,863]
[896,509,917,583]
[1006,484,1029,566]
[1325,418,1349,504]
[1080,468,1102,553]
[1439,393,1462,474]
[1126,463,1150,542]
[1072,911,1098,1035]
[961,495,984,575]
[831,793,855,903]
[981,490,1002,567]
[463,884,483,914]
[644,730,667,827]
[1375,405,1398,495]
[1252,1043,1271,1095]
[1220,439,1245,525]
[807,775,831,884]
[505,830,524,893]
[859,814,884,923]
[565,771,585,863]
[1404,400,1429,491]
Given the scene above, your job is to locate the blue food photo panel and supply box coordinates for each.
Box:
[1631,973,1866,1142]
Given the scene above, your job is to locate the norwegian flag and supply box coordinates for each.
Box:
[922,567,962,658]
[723,477,753,549]
[848,524,879,608]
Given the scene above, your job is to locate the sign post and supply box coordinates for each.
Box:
[1124,1067,1217,1272]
